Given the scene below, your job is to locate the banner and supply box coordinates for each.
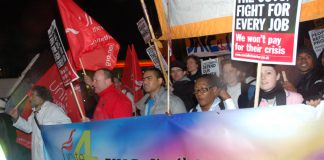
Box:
[121,44,144,102]
[137,17,151,44]
[48,19,79,86]
[146,45,168,72]
[154,0,324,39]
[201,59,219,76]
[57,0,120,71]
[309,28,324,57]
[231,0,302,65]
[42,104,324,159]
[185,34,231,57]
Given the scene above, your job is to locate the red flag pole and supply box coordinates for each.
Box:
[69,83,86,119]
[79,58,87,76]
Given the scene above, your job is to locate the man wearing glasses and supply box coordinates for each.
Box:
[191,74,236,112]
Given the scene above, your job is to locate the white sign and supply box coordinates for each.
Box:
[201,59,219,76]
[137,18,151,44]
[309,28,324,57]
[146,45,168,72]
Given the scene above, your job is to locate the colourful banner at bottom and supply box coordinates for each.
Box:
[42,103,324,160]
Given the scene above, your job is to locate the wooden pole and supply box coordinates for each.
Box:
[13,95,28,110]
[69,83,86,119]
[79,58,87,76]
[253,62,262,108]
[140,0,168,84]
[282,71,288,82]
[166,0,172,114]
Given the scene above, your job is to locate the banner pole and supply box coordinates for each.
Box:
[69,82,86,119]
[253,62,262,108]
[8,54,40,97]
[166,0,172,114]
[12,95,28,111]
[140,0,168,84]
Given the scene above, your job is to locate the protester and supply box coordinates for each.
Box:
[221,59,255,108]
[84,68,132,120]
[283,47,324,103]
[113,77,136,114]
[304,49,324,107]
[191,74,236,112]
[259,65,304,107]
[136,67,186,115]
[170,60,197,112]
[186,55,201,81]
[8,86,71,160]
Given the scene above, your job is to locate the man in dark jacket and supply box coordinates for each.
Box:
[171,61,197,112]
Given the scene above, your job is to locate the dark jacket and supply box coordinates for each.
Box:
[188,69,202,82]
[173,77,198,112]
[297,68,324,101]
[238,83,255,108]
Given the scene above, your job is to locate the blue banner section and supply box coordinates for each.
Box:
[42,103,324,160]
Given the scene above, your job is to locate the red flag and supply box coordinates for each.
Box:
[16,65,85,149]
[57,0,120,71]
[121,44,144,102]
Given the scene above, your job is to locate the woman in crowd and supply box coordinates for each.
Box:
[186,55,201,82]
[259,64,304,107]
[221,59,255,108]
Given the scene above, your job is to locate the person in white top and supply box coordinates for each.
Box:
[8,86,71,160]
[190,74,236,112]
[221,59,255,108]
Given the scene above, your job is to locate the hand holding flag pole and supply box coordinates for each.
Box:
[79,58,92,90]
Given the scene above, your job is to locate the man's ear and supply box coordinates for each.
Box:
[106,78,113,85]
[212,87,220,96]
[158,77,163,85]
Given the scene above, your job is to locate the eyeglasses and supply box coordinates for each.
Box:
[193,86,213,95]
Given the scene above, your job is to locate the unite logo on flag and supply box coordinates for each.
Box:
[61,129,97,160]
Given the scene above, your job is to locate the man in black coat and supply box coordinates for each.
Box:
[171,61,198,112]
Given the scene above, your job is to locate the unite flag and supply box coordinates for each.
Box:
[57,0,120,71]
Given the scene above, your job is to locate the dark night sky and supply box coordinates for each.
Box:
[0,0,160,78]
